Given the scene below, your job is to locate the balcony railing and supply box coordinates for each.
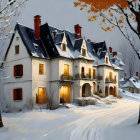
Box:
[105,78,117,84]
[74,74,103,81]
[60,74,73,81]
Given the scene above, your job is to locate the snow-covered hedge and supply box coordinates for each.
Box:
[75,95,118,106]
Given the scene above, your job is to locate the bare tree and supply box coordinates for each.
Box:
[74,0,140,59]
[119,45,136,77]
[0,0,28,40]
[128,52,135,77]
[0,0,28,128]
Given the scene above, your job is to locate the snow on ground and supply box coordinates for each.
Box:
[0,94,140,140]
[119,88,140,101]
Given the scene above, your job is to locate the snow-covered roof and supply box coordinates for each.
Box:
[121,76,140,89]
[5,22,120,70]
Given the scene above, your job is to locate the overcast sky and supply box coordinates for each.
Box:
[18,0,131,52]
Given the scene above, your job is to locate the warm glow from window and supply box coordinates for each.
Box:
[39,64,44,74]
[132,88,134,93]
[106,57,109,64]
[64,64,69,76]
[60,85,71,103]
[93,69,96,79]
[109,72,112,79]
[82,48,86,56]
[37,88,46,104]
[89,68,91,78]
[62,43,66,52]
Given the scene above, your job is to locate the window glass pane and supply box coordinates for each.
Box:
[64,65,69,75]
[39,64,44,74]
[15,45,19,54]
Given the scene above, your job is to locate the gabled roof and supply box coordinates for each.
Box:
[122,77,140,89]
[5,22,119,70]
[5,24,50,60]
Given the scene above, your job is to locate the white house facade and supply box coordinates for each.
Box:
[1,15,120,111]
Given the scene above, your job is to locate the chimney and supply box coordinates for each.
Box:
[136,72,139,77]
[113,52,118,57]
[34,15,41,39]
[87,39,91,43]
[124,72,126,80]
[74,24,82,39]
[109,47,112,53]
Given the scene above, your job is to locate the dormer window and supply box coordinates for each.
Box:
[33,43,39,50]
[62,43,66,52]
[53,30,57,37]
[92,49,95,54]
[106,57,109,64]
[16,37,19,41]
[82,48,86,57]
[15,45,19,54]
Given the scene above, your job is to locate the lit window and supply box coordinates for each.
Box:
[62,43,66,52]
[39,64,44,74]
[106,57,109,64]
[64,64,69,76]
[109,72,112,79]
[15,45,19,54]
[82,48,86,56]
[93,69,96,79]
[36,88,46,104]
[89,68,91,78]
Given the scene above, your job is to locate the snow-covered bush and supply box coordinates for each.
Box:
[75,97,98,106]
[75,95,118,106]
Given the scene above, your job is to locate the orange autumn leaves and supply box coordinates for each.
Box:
[74,0,137,32]
[74,0,137,11]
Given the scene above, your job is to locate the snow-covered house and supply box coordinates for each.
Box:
[109,47,125,81]
[121,72,140,94]
[1,15,120,111]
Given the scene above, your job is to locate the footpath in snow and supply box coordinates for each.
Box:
[0,96,140,140]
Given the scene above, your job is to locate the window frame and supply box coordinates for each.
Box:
[82,48,86,57]
[15,45,19,55]
[14,64,23,78]
[39,63,45,75]
[13,88,23,101]
[62,43,66,52]
[64,64,70,76]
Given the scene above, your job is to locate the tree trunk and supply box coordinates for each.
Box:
[0,111,4,127]
[138,105,140,124]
